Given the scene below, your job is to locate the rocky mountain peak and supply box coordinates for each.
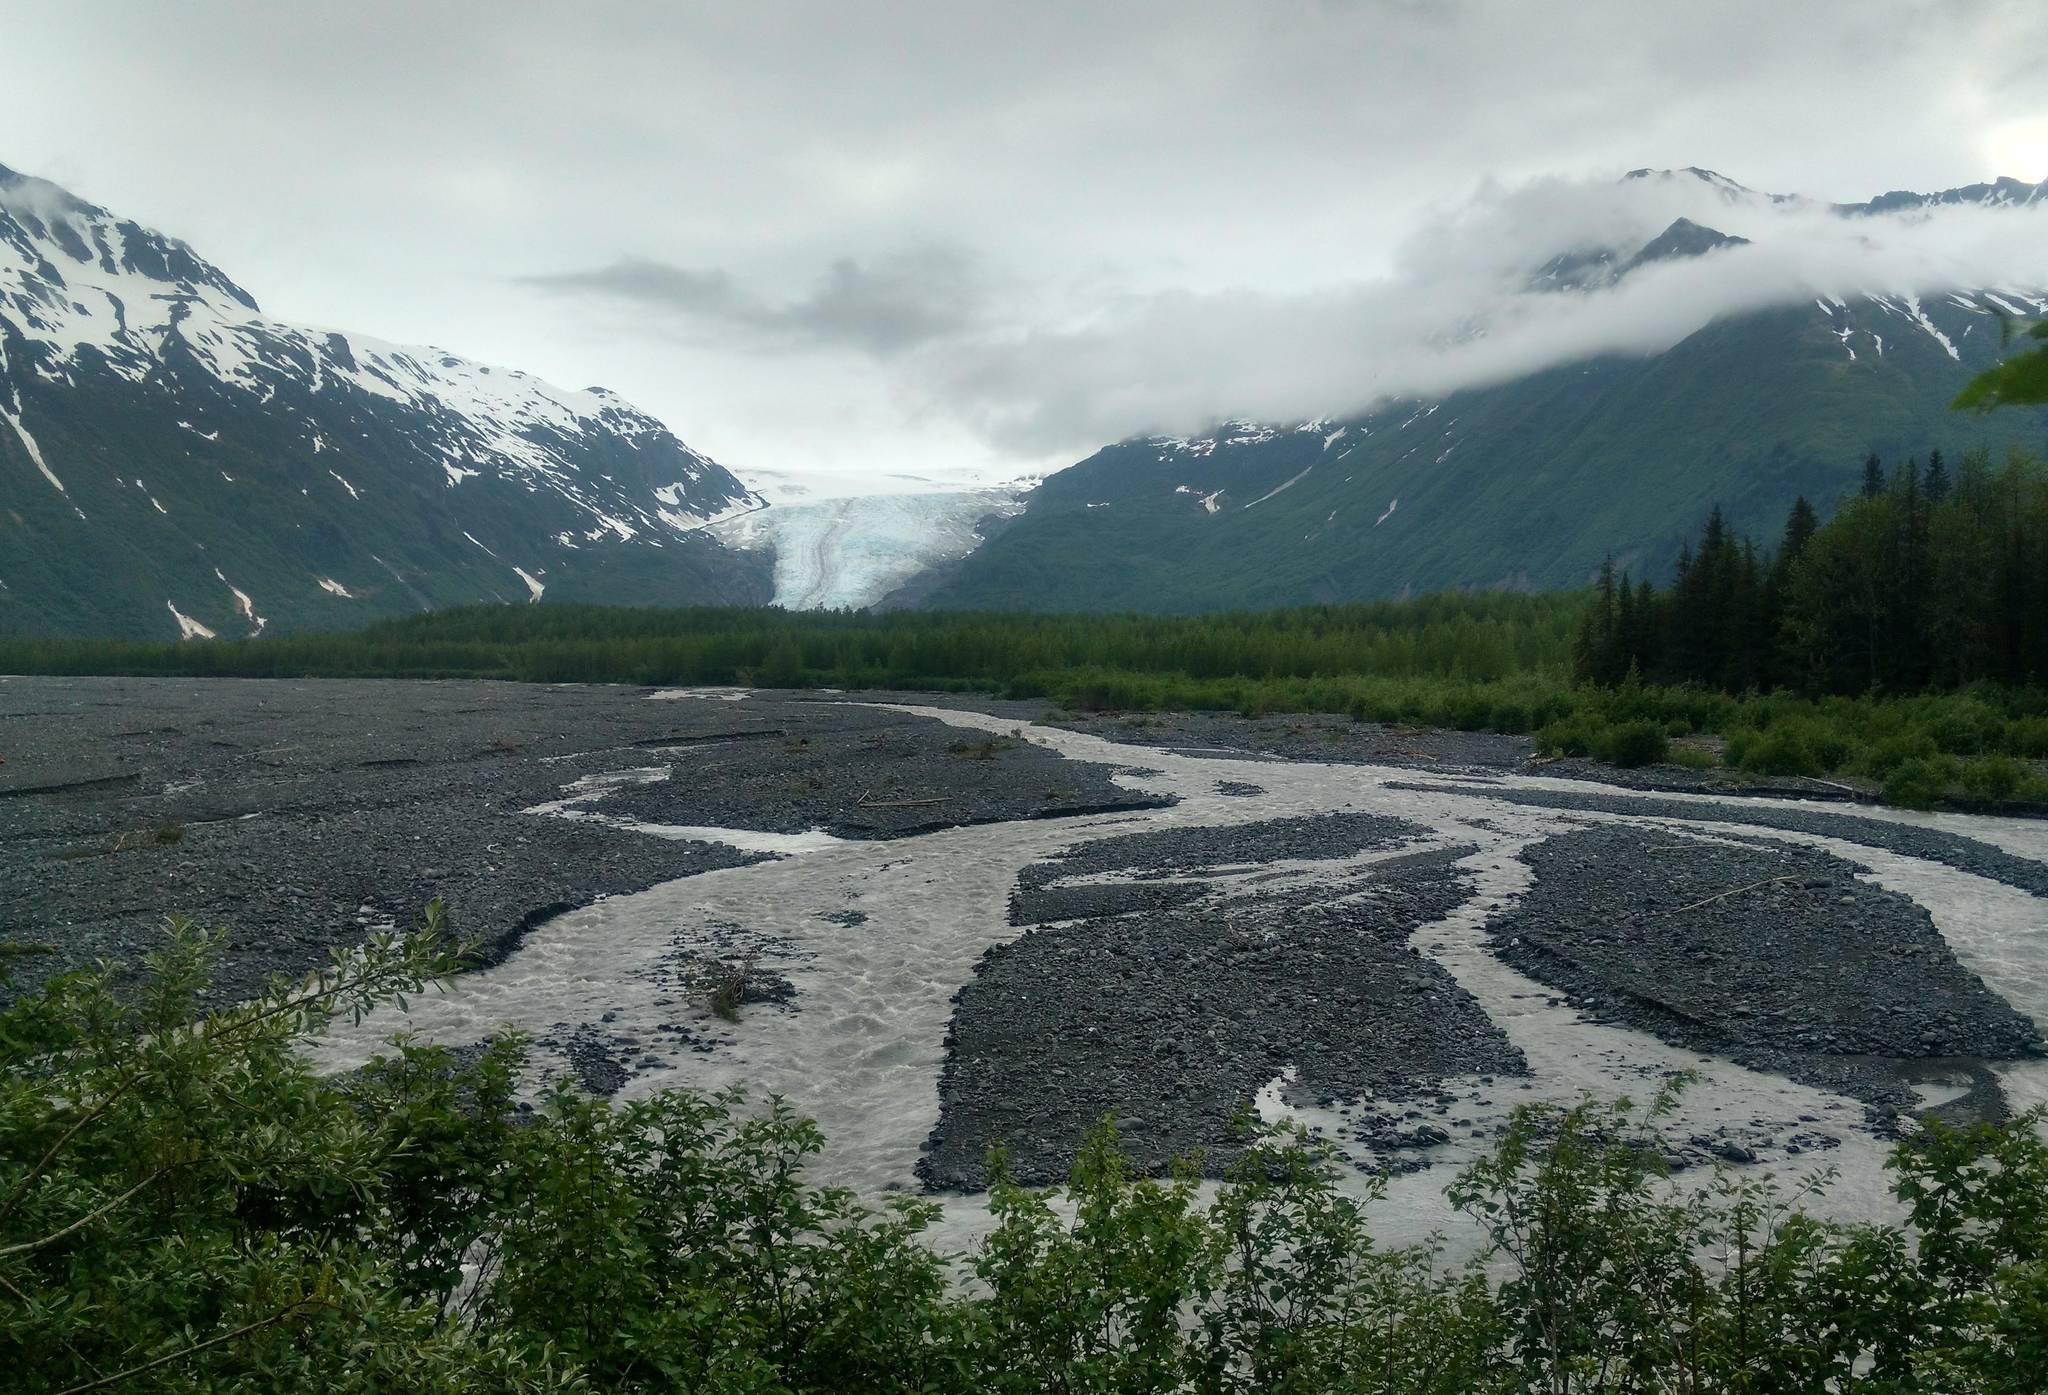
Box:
[1625,217,1751,269]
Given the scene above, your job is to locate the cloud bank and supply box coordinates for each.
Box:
[531,171,2048,452]
[8,1,2046,486]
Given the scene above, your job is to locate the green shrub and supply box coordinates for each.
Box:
[1733,728,1822,778]
[1487,701,1532,734]
[2006,715,2048,758]
[1796,720,1852,771]
[1928,699,2007,755]
[1596,720,1670,768]
[1535,715,1601,758]
[1667,744,1718,771]
[1958,755,2027,803]
[1859,731,1940,778]
[1883,754,1961,809]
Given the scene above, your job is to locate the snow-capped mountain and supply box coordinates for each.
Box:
[919,171,2048,613]
[0,162,768,637]
[1624,164,2048,215]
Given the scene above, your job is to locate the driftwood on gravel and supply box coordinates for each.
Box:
[854,789,953,809]
[1658,875,1799,917]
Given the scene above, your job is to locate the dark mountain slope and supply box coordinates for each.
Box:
[918,290,2048,613]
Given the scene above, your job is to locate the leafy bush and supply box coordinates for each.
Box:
[1534,715,1601,758]
[6,918,2048,1391]
[0,911,567,1392]
[1486,701,1531,734]
[1859,730,1941,777]
[1958,755,2027,803]
[1883,754,1962,809]
[1595,720,1669,768]
[1730,727,1822,777]
[1666,744,1718,771]
[1929,699,2008,755]
[2006,715,2048,758]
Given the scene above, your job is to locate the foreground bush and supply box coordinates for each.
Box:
[5,919,2048,1392]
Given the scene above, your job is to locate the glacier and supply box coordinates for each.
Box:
[712,487,1026,609]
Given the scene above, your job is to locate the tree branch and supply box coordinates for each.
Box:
[0,1072,149,1222]
[0,1160,189,1259]
[51,1300,328,1395]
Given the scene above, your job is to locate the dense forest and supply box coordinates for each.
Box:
[0,591,1579,691]
[5,922,2046,1393]
[1574,446,2048,696]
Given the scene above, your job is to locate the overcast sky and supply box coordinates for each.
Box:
[5,1,2047,494]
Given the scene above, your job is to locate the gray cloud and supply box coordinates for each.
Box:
[523,247,988,358]
[523,173,2048,454]
[3,1,2045,487]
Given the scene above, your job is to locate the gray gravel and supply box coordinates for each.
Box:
[1052,709,1532,771]
[1387,781,2048,899]
[1046,708,1897,802]
[1009,812,1424,925]
[1487,826,2046,1124]
[9,676,2043,1192]
[600,703,1167,839]
[921,829,1524,1188]
[0,677,1161,1003]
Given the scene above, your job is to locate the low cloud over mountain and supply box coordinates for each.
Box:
[533,170,2048,454]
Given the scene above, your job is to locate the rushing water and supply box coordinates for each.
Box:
[314,696,2048,1257]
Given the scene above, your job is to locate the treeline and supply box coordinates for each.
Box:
[0,591,1578,689]
[1575,446,2048,695]
[8,919,2047,1393]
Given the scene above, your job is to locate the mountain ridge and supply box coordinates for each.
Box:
[0,162,770,637]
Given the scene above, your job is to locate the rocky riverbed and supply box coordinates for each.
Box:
[0,678,1160,1002]
[6,677,2048,1255]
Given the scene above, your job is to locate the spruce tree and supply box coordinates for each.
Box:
[1574,556,1623,685]
[1924,448,1950,502]
[1779,496,1819,568]
[1861,451,1885,498]
[1629,576,1664,681]
[1613,573,1638,683]
[1895,461,1931,688]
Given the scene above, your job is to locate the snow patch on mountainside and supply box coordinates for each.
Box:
[213,569,265,634]
[1,395,68,500]
[1901,294,1960,361]
[1243,463,1316,509]
[653,488,764,533]
[166,601,216,640]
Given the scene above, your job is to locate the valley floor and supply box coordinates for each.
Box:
[6,676,2047,1257]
